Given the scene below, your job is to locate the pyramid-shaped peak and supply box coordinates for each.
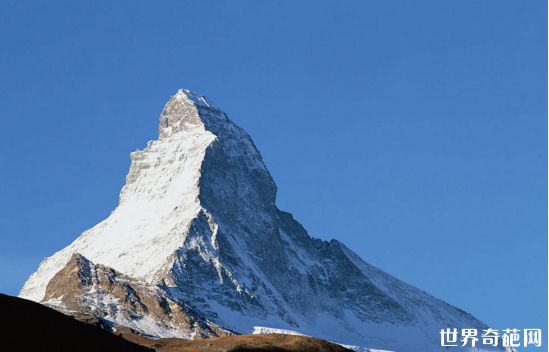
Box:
[158,88,224,139]
[19,88,489,352]
[174,88,215,108]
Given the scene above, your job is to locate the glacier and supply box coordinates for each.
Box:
[20,89,508,352]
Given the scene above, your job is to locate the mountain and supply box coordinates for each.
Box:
[20,89,500,351]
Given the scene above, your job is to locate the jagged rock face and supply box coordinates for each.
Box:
[20,89,501,351]
[42,253,230,338]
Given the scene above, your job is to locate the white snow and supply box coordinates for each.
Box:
[20,95,217,301]
[252,326,305,336]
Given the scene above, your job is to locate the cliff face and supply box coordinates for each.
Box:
[43,253,230,339]
[20,89,496,351]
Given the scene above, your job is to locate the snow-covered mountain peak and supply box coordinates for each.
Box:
[158,88,225,139]
[20,89,503,352]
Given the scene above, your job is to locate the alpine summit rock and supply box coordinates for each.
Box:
[20,89,498,351]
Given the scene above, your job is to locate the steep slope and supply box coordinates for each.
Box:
[1,293,152,352]
[20,89,500,351]
[42,253,231,339]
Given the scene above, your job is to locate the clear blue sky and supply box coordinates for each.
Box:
[0,0,546,340]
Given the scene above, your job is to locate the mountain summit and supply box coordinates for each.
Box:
[20,89,495,351]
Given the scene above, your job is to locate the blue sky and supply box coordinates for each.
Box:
[0,0,546,340]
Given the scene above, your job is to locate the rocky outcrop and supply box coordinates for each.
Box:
[42,253,231,339]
